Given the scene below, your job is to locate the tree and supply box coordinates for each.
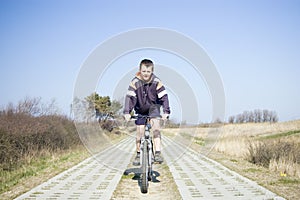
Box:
[85,93,111,121]
[85,93,123,122]
[228,109,278,124]
[263,109,269,122]
[248,111,254,123]
[228,116,235,123]
[270,111,279,123]
[110,100,123,117]
[17,96,42,116]
[254,109,262,123]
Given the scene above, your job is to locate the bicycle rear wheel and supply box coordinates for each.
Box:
[141,140,148,193]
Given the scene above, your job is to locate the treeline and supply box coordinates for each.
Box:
[0,97,81,170]
[228,109,278,123]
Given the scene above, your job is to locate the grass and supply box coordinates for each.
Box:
[1,128,126,200]
[194,136,205,146]
[260,130,300,140]
[278,177,300,185]
[243,168,262,173]
[0,145,89,200]
[209,120,300,200]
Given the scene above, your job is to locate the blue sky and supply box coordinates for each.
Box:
[0,0,299,122]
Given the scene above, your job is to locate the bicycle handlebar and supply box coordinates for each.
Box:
[130,114,169,120]
[130,114,151,119]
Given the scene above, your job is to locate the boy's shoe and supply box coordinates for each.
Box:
[133,153,140,166]
[154,152,163,163]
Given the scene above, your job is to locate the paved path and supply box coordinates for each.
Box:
[16,135,284,200]
[162,136,284,200]
[15,137,135,200]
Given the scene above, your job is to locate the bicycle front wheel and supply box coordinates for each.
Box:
[141,140,148,193]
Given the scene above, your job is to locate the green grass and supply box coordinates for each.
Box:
[261,130,300,140]
[278,177,300,185]
[243,168,262,173]
[0,146,89,198]
[194,137,205,146]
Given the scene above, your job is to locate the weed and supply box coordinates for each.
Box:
[194,137,205,146]
[278,177,300,185]
[261,130,300,140]
[243,168,262,173]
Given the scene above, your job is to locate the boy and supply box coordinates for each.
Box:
[124,59,170,165]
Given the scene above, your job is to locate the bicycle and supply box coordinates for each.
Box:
[131,114,155,193]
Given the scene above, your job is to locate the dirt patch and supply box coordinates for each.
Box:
[111,155,181,200]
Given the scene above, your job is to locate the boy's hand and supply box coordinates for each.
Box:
[162,114,169,121]
[124,114,131,122]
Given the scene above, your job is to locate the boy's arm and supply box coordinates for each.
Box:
[156,81,171,114]
[123,81,137,114]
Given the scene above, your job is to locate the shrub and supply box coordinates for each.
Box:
[100,119,119,132]
[0,112,81,171]
[247,139,300,176]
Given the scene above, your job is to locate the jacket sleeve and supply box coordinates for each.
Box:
[156,81,171,114]
[123,80,137,114]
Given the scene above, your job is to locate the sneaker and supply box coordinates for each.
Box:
[154,152,163,163]
[133,153,140,166]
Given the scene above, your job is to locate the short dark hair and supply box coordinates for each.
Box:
[139,59,154,70]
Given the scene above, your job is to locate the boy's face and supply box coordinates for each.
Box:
[140,64,153,82]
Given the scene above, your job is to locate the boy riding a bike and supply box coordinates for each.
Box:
[123,59,170,165]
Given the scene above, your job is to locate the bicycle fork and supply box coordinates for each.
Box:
[140,139,153,178]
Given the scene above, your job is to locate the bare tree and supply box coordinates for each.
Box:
[263,109,269,122]
[270,110,279,123]
[254,109,262,123]
[236,114,244,123]
[228,116,235,123]
[17,97,42,116]
[248,111,254,123]
[230,109,278,124]
[40,98,60,115]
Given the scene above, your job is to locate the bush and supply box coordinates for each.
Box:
[247,139,300,168]
[0,112,81,171]
[248,141,272,167]
[100,119,119,132]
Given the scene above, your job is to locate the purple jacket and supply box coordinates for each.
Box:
[124,73,170,115]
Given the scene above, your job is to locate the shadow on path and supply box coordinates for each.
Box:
[123,168,161,192]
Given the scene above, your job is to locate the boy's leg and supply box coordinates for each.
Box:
[133,125,144,166]
[136,125,145,152]
[151,118,163,163]
[151,118,161,151]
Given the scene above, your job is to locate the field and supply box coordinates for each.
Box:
[163,120,300,200]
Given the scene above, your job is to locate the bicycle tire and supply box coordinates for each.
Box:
[141,140,148,193]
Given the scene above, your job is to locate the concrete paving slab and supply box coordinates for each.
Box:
[162,136,285,200]
[15,137,135,200]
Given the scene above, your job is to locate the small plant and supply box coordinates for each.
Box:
[194,137,205,146]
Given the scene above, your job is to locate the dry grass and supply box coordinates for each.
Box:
[163,122,300,199]
[212,121,300,178]
[0,145,89,199]
[214,136,249,158]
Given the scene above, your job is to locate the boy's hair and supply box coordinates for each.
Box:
[139,59,154,70]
